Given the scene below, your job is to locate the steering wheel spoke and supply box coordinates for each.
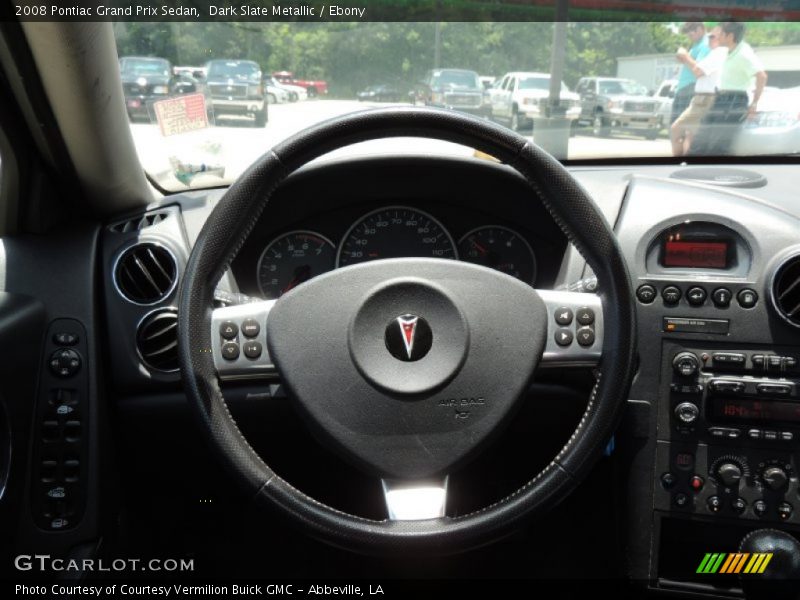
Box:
[381,476,449,521]
[536,290,603,369]
[211,300,278,379]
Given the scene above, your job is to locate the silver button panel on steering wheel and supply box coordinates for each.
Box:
[211,301,277,379]
[537,290,603,368]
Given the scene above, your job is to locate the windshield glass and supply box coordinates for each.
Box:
[599,79,648,95]
[207,61,261,80]
[120,58,170,77]
[432,71,481,88]
[115,21,800,191]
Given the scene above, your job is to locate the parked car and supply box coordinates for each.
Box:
[119,56,198,122]
[653,78,677,130]
[357,84,403,102]
[266,83,290,104]
[263,76,306,102]
[204,59,268,127]
[735,85,800,155]
[419,68,489,117]
[576,76,662,139]
[489,71,581,131]
[272,71,328,97]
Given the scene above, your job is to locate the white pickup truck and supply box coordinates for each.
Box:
[489,71,581,131]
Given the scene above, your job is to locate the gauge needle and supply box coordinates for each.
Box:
[282,265,311,294]
[470,239,488,255]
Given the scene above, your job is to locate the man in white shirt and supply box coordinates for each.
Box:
[671,25,728,156]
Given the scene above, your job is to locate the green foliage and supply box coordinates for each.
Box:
[112,21,789,97]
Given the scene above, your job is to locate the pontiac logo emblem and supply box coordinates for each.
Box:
[385,314,433,362]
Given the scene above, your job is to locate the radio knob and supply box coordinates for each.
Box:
[716,462,743,488]
[673,352,700,377]
[762,466,789,491]
[674,402,699,424]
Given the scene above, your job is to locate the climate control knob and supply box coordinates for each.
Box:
[674,402,699,424]
[762,466,789,491]
[673,352,700,377]
[716,462,743,488]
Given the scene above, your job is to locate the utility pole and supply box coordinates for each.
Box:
[547,0,568,115]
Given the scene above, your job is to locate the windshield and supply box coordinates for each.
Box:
[115,21,800,191]
[207,61,261,81]
[432,71,481,88]
[599,80,648,95]
[120,58,170,77]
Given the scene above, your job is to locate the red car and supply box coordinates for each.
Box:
[272,70,328,97]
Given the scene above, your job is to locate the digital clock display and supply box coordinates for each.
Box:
[663,240,729,269]
[713,398,800,424]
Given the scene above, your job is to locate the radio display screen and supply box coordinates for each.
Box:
[713,398,800,424]
[663,240,729,269]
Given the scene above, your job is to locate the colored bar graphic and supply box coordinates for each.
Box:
[697,553,773,575]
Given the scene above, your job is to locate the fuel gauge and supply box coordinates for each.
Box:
[458,226,536,285]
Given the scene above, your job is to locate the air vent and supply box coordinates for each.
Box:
[771,254,800,328]
[113,243,178,304]
[109,211,169,233]
[137,309,179,372]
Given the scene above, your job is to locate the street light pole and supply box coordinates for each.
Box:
[547,0,568,115]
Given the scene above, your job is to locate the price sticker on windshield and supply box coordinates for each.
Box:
[153,94,208,137]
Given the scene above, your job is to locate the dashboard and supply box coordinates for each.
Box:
[88,156,800,592]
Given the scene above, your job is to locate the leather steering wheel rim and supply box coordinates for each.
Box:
[177,107,636,554]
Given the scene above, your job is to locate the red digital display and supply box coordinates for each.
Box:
[663,240,728,269]
[713,398,800,424]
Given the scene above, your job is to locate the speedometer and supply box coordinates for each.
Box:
[257,230,336,299]
[337,207,457,267]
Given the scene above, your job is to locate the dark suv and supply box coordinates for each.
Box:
[119,56,197,122]
[205,59,268,127]
[420,68,489,117]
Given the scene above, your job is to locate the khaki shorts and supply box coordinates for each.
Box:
[673,94,716,133]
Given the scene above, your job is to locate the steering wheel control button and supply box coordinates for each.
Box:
[576,307,594,325]
[242,341,262,360]
[554,307,573,326]
[636,284,656,304]
[712,287,732,308]
[221,342,240,360]
[662,286,682,304]
[737,288,758,308]
[554,328,573,346]
[53,332,78,346]
[576,327,595,347]
[49,349,81,378]
[673,352,699,377]
[686,287,707,306]
[220,321,238,339]
[241,319,260,338]
[384,314,433,362]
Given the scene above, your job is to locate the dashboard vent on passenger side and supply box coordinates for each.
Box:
[771,254,800,328]
[137,309,179,372]
[109,211,169,233]
[113,243,178,304]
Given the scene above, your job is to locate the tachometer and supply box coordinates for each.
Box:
[458,226,537,284]
[257,230,336,299]
[337,206,457,267]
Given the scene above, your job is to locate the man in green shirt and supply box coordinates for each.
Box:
[690,22,768,156]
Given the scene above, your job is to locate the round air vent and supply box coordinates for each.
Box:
[137,309,179,372]
[771,254,800,328]
[114,243,178,304]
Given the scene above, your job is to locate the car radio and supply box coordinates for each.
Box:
[655,344,800,525]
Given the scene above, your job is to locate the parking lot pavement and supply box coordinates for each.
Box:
[130,99,671,188]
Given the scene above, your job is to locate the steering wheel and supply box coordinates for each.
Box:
[177,107,636,554]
